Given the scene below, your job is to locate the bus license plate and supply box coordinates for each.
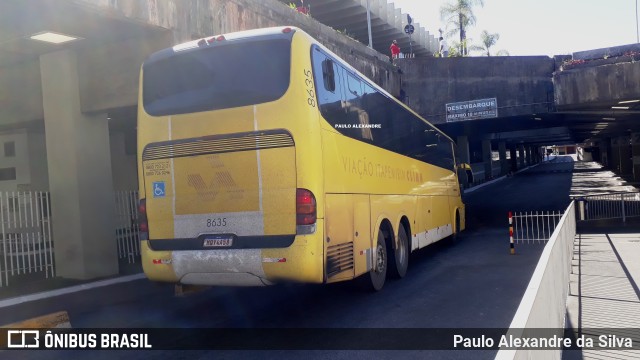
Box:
[203,237,233,247]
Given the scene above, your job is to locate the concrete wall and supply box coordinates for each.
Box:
[110,132,138,191]
[554,60,640,108]
[0,60,43,127]
[573,43,640,61]
[27,131,49,191]
[0,131,49,192]
[76,0,402,110]
[398,56,555,124]
[78,33,171,113]
[1,0,402,128]
[0,131,29,191]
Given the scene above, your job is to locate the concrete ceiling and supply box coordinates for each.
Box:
[556,101,640,144]
[440,103,640,147]
[0,0,161,68]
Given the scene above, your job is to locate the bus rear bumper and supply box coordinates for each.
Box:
[180,272,272,286]
[172,248,270,286]
[141,223,325,286]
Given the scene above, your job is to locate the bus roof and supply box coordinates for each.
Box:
[145,26,297,65]
[144,26,452,144]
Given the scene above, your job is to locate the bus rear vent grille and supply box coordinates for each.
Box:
[326,242,354,277]
[142,130,294,161]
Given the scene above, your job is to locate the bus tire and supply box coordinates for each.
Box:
[358,230,387,291]
[389,223,409,279]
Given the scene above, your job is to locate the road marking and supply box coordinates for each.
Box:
[0,273,146,309]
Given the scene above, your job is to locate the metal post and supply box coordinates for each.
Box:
[621,193,626,222]
[0,192,5,287]
[409,34,413,57]
[366,0,373,48]
[508,211,514,254]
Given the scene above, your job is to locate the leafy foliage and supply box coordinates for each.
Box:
[440,0,484,56]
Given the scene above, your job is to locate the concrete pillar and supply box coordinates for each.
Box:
[482,139,492,180]
[456,135,470,164]
[525,146,532,166]
[40,49,118,279]
[518,145,525,169]
[498,141,508,175]
[509,145,518,173]
[618,136,632,175]
[600,137,611,168]
[611,137,622,174]
[632,133,640,182]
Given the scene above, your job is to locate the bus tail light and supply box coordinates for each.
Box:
[296,189,316,235]
[138,198,149,240]
[283,27,292,33]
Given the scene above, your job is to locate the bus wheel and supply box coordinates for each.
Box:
[359,230,387,291]
[389,223,409,279]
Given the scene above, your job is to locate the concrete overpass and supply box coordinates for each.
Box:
[0,0,639,282]
[308,0,439,57]
[398,46,640,183]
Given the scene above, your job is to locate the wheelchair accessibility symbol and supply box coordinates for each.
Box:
[152,181,166,198]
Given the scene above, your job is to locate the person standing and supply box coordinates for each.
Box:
[439,37,448,58]
[390,40,401,62]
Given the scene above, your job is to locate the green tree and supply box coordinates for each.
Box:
[440,0,484,56]
[469,31,510,57]
[479,30,499,56]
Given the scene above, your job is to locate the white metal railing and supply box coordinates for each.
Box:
[0,191,55,287]
[114,191,140,264]
[496,201,576,360]
[0,190,142,288]
[509,210,564,243]
[574,192,640,222]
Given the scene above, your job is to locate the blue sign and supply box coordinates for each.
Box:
[152,181,166,198]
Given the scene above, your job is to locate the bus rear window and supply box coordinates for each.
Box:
[143,39,291,116]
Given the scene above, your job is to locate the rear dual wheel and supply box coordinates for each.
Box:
[389,224,409,279]
[365,231,387,291]
[360,224,409,291]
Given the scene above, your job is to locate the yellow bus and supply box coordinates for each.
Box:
[137,26,465,291]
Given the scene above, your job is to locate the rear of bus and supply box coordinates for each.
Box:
[137,27,325,286]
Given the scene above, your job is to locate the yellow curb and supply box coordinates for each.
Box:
[0,311,71,349]
[1,311,71,329]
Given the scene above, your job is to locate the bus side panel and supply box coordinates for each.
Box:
[449,196,466,232]
[261,220,325,284]
[370,194,415,249]
[414,196,432,250]
[431,195,453,241]
[324,194,356,282]
[352,195,371,278]
[323,194,371,282]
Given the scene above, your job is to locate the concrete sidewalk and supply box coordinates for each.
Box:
[565,232,640,359]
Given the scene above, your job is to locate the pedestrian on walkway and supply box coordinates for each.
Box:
[390,40,401,62]
[439,37,448,58]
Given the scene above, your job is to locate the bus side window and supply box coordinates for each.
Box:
[322,59,335,92]
[345,71,362,100]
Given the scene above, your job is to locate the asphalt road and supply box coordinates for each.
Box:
[1,157,577,360]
